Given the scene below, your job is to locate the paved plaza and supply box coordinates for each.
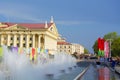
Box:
[76,60,120,80]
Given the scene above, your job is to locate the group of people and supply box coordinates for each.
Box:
[108,56,120,69]
[96,56,120,69]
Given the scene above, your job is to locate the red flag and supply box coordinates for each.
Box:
[32,48,35,58]
[98,38,101,49]
[101,39,105,50]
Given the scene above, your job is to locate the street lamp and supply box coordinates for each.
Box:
[106,39,112,58]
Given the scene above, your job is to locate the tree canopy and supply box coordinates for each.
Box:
[92,32,120,57]
[103,32,118,40]
[111,37,120,57]
[84,48,89,54]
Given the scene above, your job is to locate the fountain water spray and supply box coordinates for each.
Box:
[0,45,77,80]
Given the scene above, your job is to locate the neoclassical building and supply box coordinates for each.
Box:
[0,18,59,54]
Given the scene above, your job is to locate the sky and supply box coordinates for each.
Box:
[0,0,120,53]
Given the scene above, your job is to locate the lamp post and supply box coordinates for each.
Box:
[106,39,112,58]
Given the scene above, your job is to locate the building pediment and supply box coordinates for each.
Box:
[4,24,28,30]
[48,23,59,36]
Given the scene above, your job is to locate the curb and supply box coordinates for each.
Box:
[74,65,90,80]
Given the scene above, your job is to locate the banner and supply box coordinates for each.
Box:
[19,48,23,54]
[104,41,109,58]
[98,38,105,56]
[45,49,48,54]
[34,48,37,60]
[26,48,30,54]
[12,47,18,53]
[0,47,3,57]
[32,48,35,58]
[37,48,40,54]
[23,48,27,54]
[40,49,44,53]
[30,48,37,61]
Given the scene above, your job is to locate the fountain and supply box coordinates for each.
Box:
[0,45,77,80]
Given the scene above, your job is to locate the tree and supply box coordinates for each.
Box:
[103,32,118,40]
[111,37,120,57]
[84,48,89,54]
[103,32,120,57]
[92,32,120,57]
[92,40,98,55]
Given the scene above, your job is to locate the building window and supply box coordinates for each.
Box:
[60,46,62,48]
[17,37,19,40]
[30,37,32,40]
[17,43,19,47]
[64,46,66,48]
[50,27,53,31]
[29,44,32,47]
[4,37,7,40]
[23,37,26,40]
[11,37,13,40]
[10,43,13,46]
[23,43,26,47]
[69,50,71,52]
[69,46,71,48]
[60,50,62,52]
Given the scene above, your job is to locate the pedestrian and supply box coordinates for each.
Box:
[111,59,116,69]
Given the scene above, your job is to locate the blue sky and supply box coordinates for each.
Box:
[0,0,120,53]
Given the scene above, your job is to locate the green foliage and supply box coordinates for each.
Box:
[111,37,120,57]
[103,32,118,40]
[84,48,89,54]
[92,32,120,57]
[92,40,98,54]
[104,32,120,57]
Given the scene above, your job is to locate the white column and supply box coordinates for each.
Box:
[1,35,4,45]
[43,35,45,49]
[7,34,11,46]
[38,35,41,48]
[13,34,17,47]
[32,34,35,48]
[20,34,23,48]
[0,35,1,45]
[0,35,1,46]
[26,35,29,48]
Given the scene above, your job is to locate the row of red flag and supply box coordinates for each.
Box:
[97,38,109,58]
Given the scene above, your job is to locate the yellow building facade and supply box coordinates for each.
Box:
[71,43,84,54]
[57,41,72,54]
[0,18,59,54]
[57,36,84,54]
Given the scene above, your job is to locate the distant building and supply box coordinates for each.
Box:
[57,36,72,54]
[0,17,59,54]
[71,43,84,55]
[57,36,84,54]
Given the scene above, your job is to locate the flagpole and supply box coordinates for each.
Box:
[106,39,112,58]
